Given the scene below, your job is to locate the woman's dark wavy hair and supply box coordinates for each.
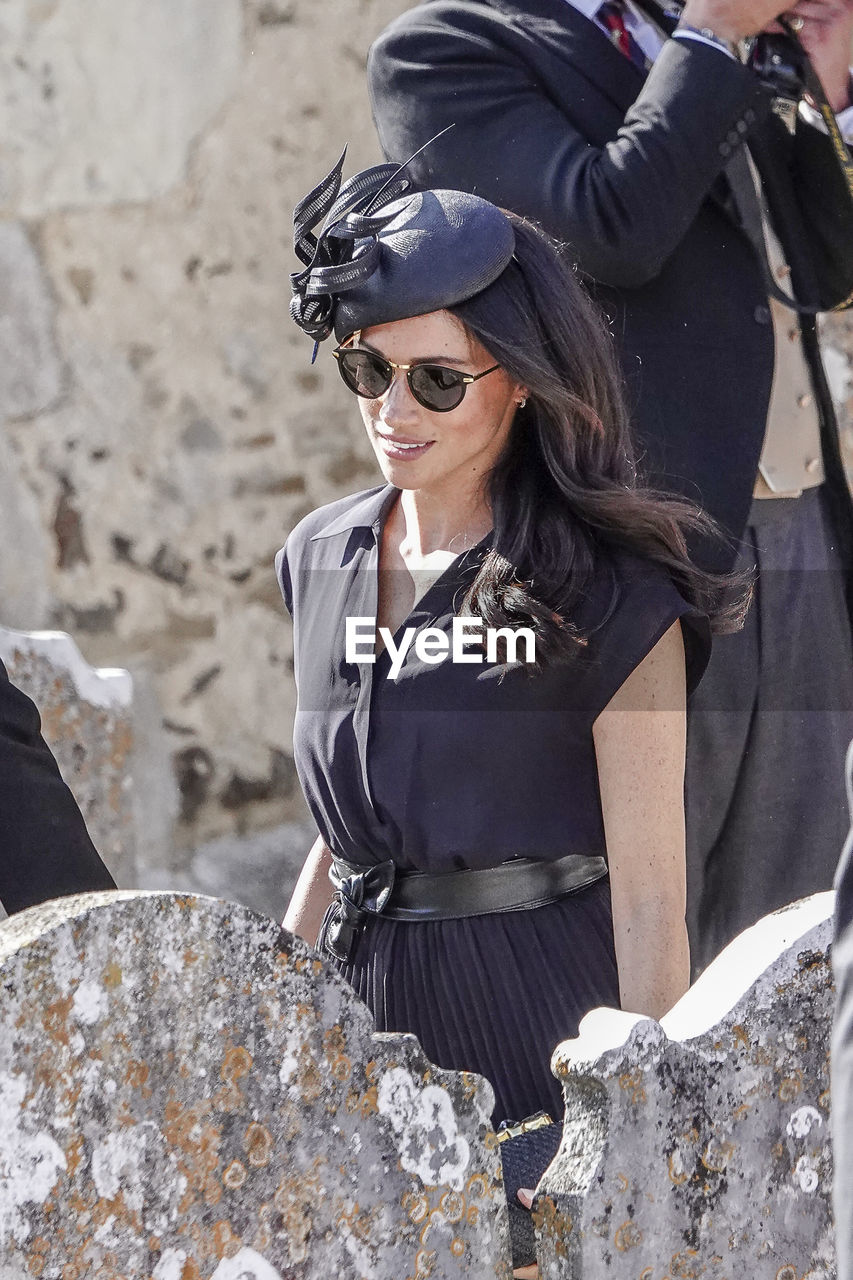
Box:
[448,212,750,668]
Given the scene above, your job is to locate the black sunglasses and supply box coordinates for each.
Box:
[333,345,502,413]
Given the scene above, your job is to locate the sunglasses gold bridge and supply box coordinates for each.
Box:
[333,349,499,382]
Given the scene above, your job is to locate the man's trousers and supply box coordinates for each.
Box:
[685,485,853,975]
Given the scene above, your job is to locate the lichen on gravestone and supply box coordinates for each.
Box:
[0,890,512,1279]
[533,894,836,1280]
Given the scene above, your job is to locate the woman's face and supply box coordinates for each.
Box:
[347,310,524,497]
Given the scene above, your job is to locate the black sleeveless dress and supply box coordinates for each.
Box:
[277,484,710,1122]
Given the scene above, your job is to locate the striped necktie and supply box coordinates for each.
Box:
[597,1,651,70]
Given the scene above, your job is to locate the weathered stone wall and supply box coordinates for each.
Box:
[1,0,852,893]
[0,0,411,887]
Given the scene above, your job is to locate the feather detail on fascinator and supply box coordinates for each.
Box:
[290,149,413,345]
[289,134,516,353]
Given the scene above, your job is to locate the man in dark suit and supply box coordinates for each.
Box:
[368,0,853,971]
[0,658,115,912]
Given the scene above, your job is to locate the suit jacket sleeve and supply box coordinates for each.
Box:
[0,658,116,914]
[369,6,770,287]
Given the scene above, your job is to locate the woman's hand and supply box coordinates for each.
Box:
[592,621,691,1019]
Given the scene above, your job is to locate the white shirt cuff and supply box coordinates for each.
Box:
[671,29,737,62]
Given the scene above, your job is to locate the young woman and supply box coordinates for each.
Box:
[279,155,741,1137]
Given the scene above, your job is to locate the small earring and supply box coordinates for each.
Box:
[517,396,527,409]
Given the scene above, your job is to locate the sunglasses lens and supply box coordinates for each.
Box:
[336,349,470,411]
[409,364,466,412]
[337,350,392,399]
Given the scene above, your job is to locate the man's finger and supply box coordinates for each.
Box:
[788,0,851,18]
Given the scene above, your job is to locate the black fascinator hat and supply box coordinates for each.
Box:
[290,146,516,349]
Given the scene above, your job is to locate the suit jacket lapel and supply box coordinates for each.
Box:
[487,0,646,115]
[746,111,821,304]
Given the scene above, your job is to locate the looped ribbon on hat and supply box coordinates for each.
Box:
[316,857,397,963]
[290,148,412,345]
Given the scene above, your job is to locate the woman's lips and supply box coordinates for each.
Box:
[375,435,435,460]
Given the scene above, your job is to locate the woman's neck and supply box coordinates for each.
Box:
[393,484,493,559]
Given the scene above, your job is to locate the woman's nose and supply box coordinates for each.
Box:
[378,368,419,424]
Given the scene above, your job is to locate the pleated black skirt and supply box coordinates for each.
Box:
[332,875,620,1124]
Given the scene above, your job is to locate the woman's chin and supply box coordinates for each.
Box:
[374,454,436,490]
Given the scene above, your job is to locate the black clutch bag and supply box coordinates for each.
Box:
[497,1112,563,1270]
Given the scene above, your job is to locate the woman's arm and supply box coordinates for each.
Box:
[592,621,690,1020]
[283,834,335,946]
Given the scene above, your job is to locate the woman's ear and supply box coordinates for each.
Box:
[515,386,529,410]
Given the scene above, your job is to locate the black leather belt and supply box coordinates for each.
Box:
[316,852,608,963]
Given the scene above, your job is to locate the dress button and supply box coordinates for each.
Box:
[727,129,740,146]
[737,119,749,134]
[719,140,732,158]
[806,457,821,474]
[798,393,814,409]
[745,107,756,123]
[754,304,771,325]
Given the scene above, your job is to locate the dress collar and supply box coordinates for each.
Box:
[308,484,398,540]
[308,483,493,566]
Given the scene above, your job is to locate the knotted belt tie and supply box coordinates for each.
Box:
[317,859,396,963]
[316,852,609,963]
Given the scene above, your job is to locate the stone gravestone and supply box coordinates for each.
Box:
[533,893,835,1279]
[0,626,134,888]
[0,890,511,1279]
